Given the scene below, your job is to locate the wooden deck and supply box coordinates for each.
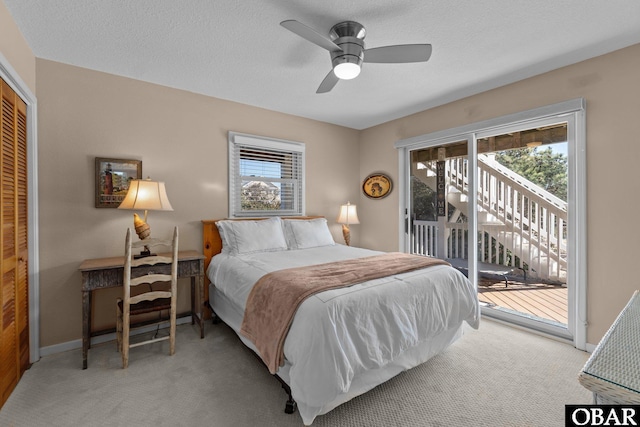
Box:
[477,278,568,325]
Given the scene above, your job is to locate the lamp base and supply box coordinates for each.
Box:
[134,253,157,259]
[341,224,351,246]
[134,246,156,259]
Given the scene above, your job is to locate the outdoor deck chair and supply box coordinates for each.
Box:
[446,258,526,287]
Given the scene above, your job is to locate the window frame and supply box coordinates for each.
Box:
[228,131,305,218]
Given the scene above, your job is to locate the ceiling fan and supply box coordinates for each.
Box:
[280,19,432,93]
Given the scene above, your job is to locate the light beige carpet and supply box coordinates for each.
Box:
[0,319,591,426]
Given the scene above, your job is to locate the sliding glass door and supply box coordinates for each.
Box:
[397,100,586,348]
[474,120,569,329]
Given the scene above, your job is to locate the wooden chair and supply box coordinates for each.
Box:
[116,227,179,368]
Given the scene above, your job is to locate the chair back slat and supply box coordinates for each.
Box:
[131,255,172,268]
[131,237,173,250]
[130,274,172,287]
[129,290,172,305]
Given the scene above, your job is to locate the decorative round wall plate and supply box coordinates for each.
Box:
[362,173,393,199]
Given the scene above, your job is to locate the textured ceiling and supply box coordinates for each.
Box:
[5,0,640,129]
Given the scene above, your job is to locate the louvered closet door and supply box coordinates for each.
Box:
[1,78,29,408]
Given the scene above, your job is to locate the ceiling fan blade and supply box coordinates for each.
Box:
[316,70,339,94]
[364,44,432,63]
[280,20,343,52]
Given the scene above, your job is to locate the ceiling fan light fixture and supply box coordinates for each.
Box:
[334,61,361,80]
[280,19,432,93]
[330,33,364,80]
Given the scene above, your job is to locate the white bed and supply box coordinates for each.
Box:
[203,217,479,425]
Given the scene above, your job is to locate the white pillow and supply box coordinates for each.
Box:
[216,217,288,255]
[283,218,335,249]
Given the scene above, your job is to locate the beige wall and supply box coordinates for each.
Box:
[0,0,35,93]
[34,43,640,348]
[8,0,637,348]
[358,43,640,345]
[36,59,360,347]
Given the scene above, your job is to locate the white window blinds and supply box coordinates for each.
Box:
[228,132,305,217]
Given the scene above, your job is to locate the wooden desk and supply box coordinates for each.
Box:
[79,250,205,369]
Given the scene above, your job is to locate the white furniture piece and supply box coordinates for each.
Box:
[578,290,640,404]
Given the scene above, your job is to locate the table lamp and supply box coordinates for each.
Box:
[337,201,360,246]
[118,178,173,257]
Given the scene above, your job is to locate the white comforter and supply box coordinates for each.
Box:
[208,245,479,424]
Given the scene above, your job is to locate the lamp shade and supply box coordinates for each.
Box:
[337,202,360,225]
[118,179,174,212]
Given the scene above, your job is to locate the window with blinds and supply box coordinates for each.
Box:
[228,132,305,217]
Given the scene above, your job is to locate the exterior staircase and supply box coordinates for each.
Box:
[411,154,567,283]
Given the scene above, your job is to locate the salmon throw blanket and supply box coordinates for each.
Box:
[240,252,450,374]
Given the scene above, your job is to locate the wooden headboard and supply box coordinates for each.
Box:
[201,217,322,312]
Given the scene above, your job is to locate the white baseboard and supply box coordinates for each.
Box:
[39,317,193,358]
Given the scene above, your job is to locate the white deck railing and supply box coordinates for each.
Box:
[412,220,438,257]
[412,155,568,282]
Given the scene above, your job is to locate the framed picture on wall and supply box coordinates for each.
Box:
[95,157,142,208]
[362,173,393,199]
